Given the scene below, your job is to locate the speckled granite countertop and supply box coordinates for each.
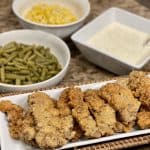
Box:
[0,0,150,87]
[0,0,150,149]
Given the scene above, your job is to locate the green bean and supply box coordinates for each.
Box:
[0,48,4,55]
[34,50,45,58]
[5,79,14,84]
[14,58,22,62]
[24,51,32,60]
[32,70,40,77]
[16,78,21,85]
[27,60,35,68]
[0,58,7,65]
[14,70,30,75]
[3,42,16,49]
[4,47,17,53]
[40,68,46,81]
[19,70,30,75]
[5,66,19,71]
[14,63,28,70]
[0,42,62,85]
[49,70,60,75]
[0,66,5,82]
[28,54,36,61]
[20,47,32,56]
[22,81,33,85]
[8,52,18,61]
[2,53,9,58]
[31,77,39,82]
[6,73,26,80]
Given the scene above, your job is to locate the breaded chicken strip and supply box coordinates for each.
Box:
[137,111,150,129]
[20,111,36,146]
[84,89,131,134]
[0,101,24,139]
[28,92,75,149]
[68,88,102,138]
[57,88,83,141]
[128,71,150,110]
[84,89,105,111]
[0,101,36,146]
[57,88,71,116]
[99,83,141,125]
[84,89,117,136]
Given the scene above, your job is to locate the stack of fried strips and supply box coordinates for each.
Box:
[0,71,149,149]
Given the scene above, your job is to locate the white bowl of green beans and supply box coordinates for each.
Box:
[0,30,70,93]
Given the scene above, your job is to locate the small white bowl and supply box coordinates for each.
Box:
[71,7,150,75]
[0,30,70,93]
[12,0,90,38]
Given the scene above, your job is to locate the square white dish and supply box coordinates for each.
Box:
[71,7,150,75]
[0,79,150,150]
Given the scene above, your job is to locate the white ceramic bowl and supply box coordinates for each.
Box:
[0,30,70,93]
[71,7,150,75]
[12,0,90,38]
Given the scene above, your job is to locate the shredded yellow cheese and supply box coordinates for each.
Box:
[25,3,78,25]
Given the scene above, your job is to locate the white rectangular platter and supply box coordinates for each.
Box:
[0,79,150,150]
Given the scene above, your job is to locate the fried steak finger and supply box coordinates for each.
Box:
[84,89,117,136]
[99,83,141,126]
[137,111,150,129]
[0,101,24,139]
[28,92,75,149]
[57,88,83,141]
[128,71,150,110]
[68,88,102,138]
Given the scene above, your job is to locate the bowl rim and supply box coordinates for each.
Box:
[71,7,150,69]
[12,0,91,28]
[0,29,71,88]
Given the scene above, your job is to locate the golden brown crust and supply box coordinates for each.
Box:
[84,89,105,111]
[128,71,150,109]
[28,92,75,149]
[99,83,141,125]
[0,101,24,139]
[68,88,101,138]
[137,111,150,129]
[57,88,71,116]
[84,89,117,136]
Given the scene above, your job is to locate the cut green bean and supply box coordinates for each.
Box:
[0,66,5,82]
[0,42,62,85]
[5,74,26,80]
[28,54,36,61]
[8,52,18,61]
[24,51,32,60]
[16,78,21,85]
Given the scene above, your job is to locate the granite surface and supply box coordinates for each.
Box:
[0,0,150,87]
[0,0,150,149]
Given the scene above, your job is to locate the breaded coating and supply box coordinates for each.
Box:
[128,71,150,110]
[57,88,83,141]
[68,88,101,138]
[28,92,75,149]
[93,104,117,135]
[84,89,105,111]
[57,88,71,116]
[68,87,84,107]
[84,89,117,136]
[99,83,141,125]
[20,111,36,146]
[116,78,129,88]
[0,101,37,146]
[0,101,24,139]
[137,111,150,129]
